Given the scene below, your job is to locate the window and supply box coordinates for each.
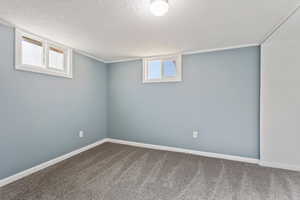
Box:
[15,29,72,78]
[143,54,182,83]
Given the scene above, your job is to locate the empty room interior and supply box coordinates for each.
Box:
[1,0,300,199]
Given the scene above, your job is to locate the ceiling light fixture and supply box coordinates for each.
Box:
[150,0,169,16]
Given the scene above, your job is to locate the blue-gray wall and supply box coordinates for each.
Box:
[0,24,108,179]
[108,47,260,159]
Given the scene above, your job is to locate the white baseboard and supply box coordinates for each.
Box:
[0,138,109,187]
[106,139,259,164]
[3,137,299,188]
[259,160,300,172]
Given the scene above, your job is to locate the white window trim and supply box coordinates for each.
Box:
[15,29,73,78]
[143,54,182,83]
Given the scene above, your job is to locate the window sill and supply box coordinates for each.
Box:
[142,78,182,83]
[15,64,72,79]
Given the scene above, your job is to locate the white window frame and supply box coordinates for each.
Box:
[143,54,182,83]
[15,29,73,78]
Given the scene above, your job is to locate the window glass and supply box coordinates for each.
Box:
[21,36,43,67]
[163,60,176,77]
[148,60,161,80]
[49,47,64,71]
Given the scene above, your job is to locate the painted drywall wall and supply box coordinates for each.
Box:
[0,24,107,179]
[108,47,260,158]
[261,9,300,167]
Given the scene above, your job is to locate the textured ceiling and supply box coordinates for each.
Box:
[0,0,299,62]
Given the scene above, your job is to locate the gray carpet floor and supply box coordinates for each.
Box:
[1,142,300,200]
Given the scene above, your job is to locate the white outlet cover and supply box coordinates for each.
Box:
[79,131,84,138]
[193,131,198,138]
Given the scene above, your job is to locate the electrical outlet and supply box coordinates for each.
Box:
[193,131,198,138]
[79,131,84,138]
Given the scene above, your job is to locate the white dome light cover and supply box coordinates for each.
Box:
[150,0,169,16]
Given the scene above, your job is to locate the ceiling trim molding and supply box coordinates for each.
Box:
[0,18,14,27]
[106,57,143,64]
[182,43,260,56]
[74,50,107,63]
[260,4,300,44]
[106,43,260,64]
